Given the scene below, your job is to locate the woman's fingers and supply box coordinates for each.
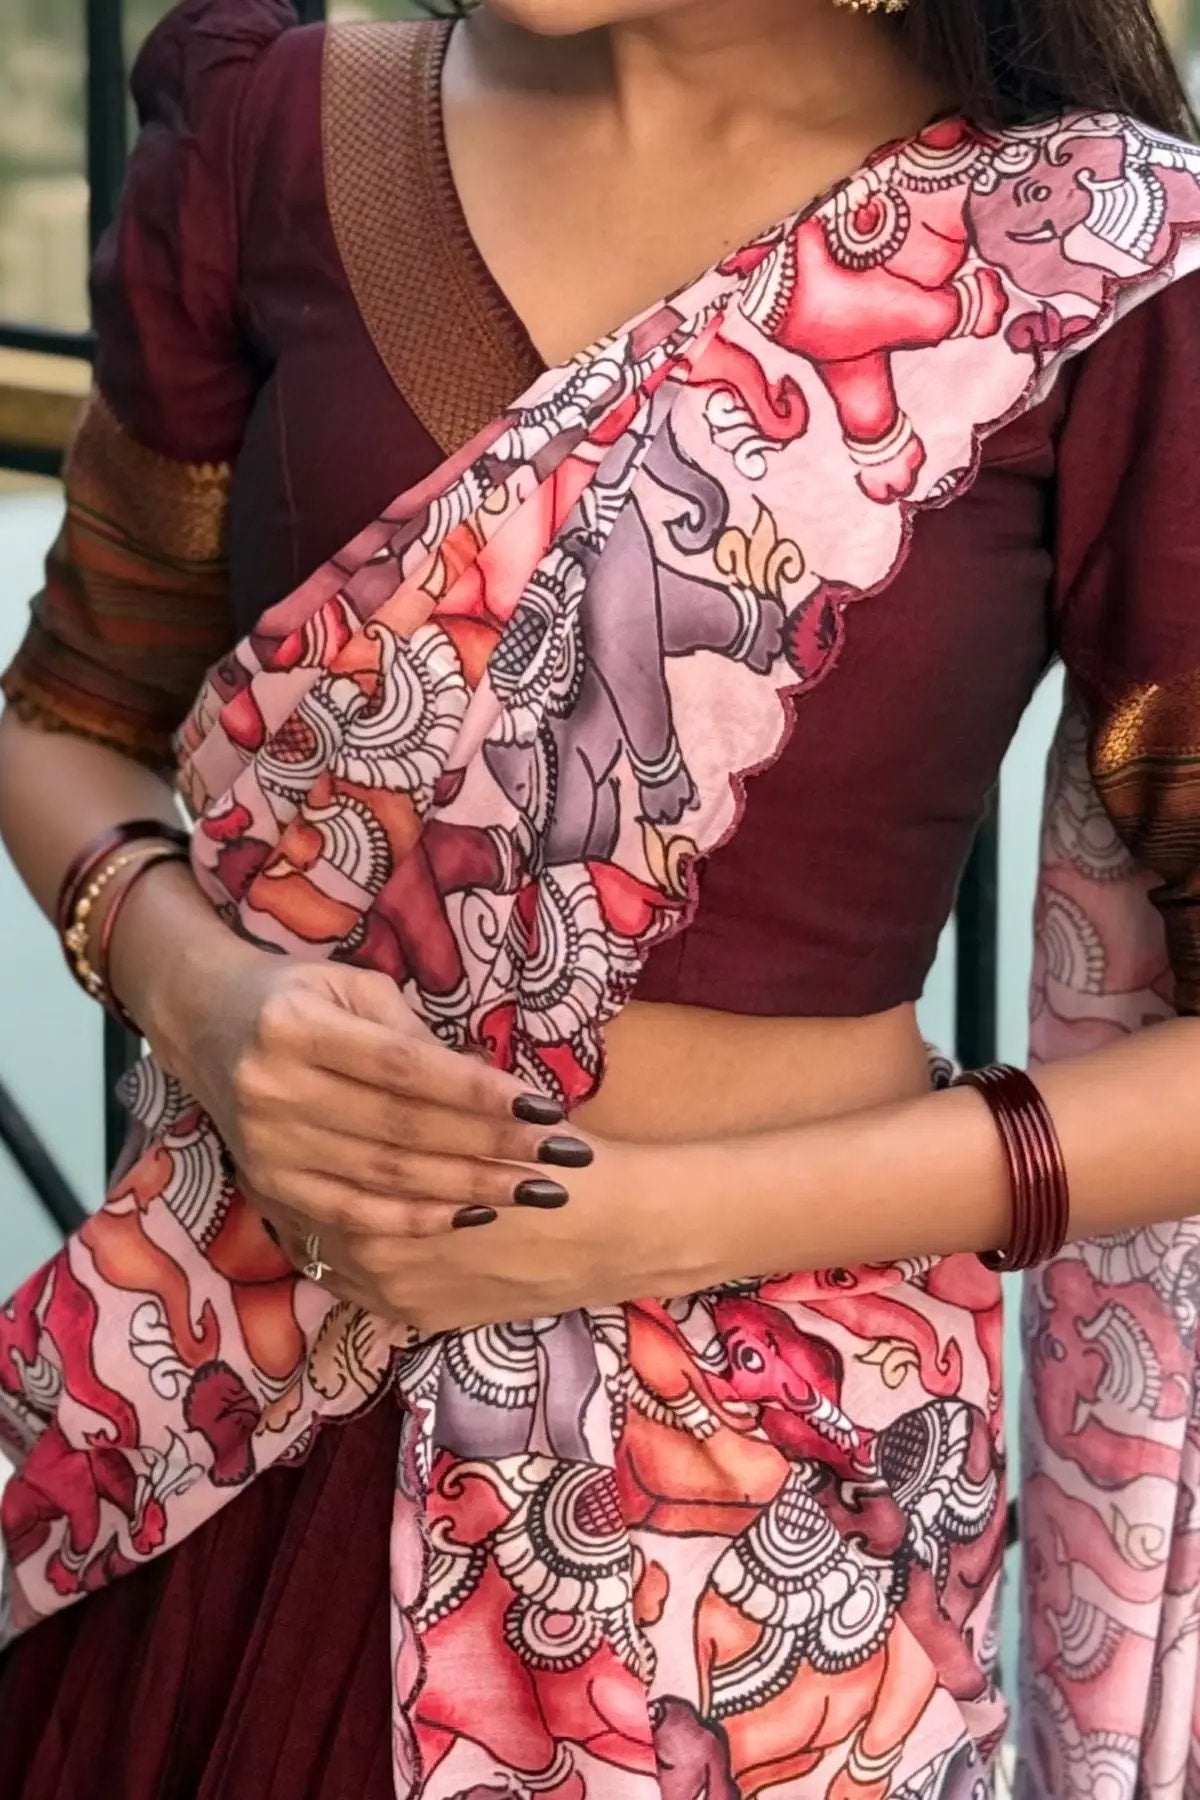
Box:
[256,987,537,1123]
[259,1181,460,1250]
[255,1130,575,1216]
[232,975,591,1260]
[251,1153,570,1241]
[346,1148,571,1215]
[245,1068,590,1174]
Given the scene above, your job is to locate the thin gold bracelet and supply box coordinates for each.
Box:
[62,842,182,1007]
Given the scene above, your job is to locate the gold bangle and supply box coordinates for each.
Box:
[62,841,183,1006]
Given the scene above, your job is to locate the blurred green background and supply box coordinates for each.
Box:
[0,2,433,333]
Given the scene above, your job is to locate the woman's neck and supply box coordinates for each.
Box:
[469,1,945,155]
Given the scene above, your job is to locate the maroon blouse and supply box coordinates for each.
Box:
[7,0,1200,1017]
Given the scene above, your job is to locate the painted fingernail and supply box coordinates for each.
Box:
[538,1136,594,1170]
[453,1206,499,1230]
[515,1179,570,1210]
[512,1093,564,1126]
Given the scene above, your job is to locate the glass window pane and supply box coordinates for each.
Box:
[0,0,87,332]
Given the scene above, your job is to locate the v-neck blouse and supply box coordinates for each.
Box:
[6,0,1200,1018]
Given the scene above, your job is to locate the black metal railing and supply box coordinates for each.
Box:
[0,1078,88,1237]
[85,0,129,257]
[1,0,136,1227]
[0,324,94,362]
[1,0,1000,1244]
[955,795,1000,1072]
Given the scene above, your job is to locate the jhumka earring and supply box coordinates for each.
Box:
[833,0,912,13]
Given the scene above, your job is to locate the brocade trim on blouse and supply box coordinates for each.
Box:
[1091,670,1200,1012]
[323,20,542,454]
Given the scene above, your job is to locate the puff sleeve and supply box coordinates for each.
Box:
[0,0,295,764]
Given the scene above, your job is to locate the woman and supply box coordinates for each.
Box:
[1,0,1199,1794]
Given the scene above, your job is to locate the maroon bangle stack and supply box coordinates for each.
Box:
[55,819,191,938]
[56,819,192,1029]
[953,1064,1070,1272]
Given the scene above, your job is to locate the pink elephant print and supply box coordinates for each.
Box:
[709,119,1009,502]
[972,114,1200,345]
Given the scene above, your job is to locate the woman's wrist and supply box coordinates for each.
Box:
[636,1087,1013,1290]
[615,1134,766,1293]
[107,857,261,1052]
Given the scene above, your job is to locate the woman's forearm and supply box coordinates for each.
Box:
[667,1016,1200,1283]
[0,709,179,916]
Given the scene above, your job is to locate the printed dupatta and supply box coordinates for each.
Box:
[3,110,1200,1798]
[1020,733,1200,1776]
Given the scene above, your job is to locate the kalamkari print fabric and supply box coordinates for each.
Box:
[4,112,1200,1798]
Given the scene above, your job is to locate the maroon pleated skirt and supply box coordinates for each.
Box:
[0,1395,403,1799]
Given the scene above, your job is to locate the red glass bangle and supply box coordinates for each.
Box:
[56,820,192,1029]
[953,1064,1070,1272]
[56,819,191,937]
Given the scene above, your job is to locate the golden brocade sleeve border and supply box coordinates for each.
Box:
[1,389,234,764]
[65,390,231,569]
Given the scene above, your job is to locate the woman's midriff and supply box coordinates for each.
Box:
[573,999,931,1142]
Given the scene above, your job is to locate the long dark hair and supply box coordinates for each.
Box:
[902,0,1196,135]
[417,0,1197,137]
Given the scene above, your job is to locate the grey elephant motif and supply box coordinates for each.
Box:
[485,406,786,865]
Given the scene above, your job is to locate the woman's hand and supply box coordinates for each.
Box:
[108,862,592,1243]
[267,1133,724,1336]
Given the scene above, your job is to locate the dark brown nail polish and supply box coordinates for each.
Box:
[512,1093,564,1126]
[453,1206,499,1230]
[538,1136,594,1170]
[515,1179,570,1210]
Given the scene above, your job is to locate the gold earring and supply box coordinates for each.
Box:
[833,0,912,13]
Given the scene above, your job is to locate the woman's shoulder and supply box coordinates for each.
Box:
[214,10,448,203]
[130,0,299,116]
[1065,259,1200,427]
[1012,109,1200,420]
[122,5,441,251]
